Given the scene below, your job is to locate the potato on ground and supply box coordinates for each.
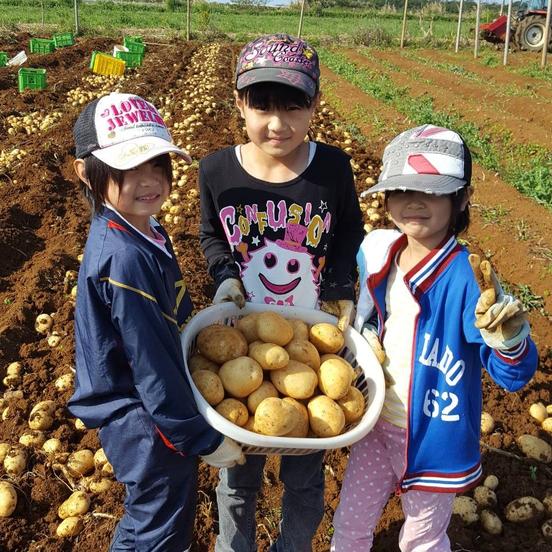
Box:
[254,397,299,436]
[216,398,249,427]
[282,397,309,438]
[319,357,353,400]
[192,370,224,406]
[247,381,279,414]
[0,481,17,517]
[219,357,263,398]
[270,360,318,400]
[287,318,309,341]
[307,395,345,437]
[505,496,544,523]
[249,342,289,370]
[197,324,248,364]
[309,323,344,354]
[236,313,260,343]
[188,354,219,374]
[285,340,320,371]
[56,516,84,538]
[256,312,293,346]
[58,491,90,519]
[336,386,366,423]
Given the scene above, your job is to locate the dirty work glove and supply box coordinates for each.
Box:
[213,278,246,309]
[320,300,355,332]
[200,437,246,469]
[468,254,529,350]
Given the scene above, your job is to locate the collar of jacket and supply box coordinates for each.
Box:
[369,233,462,301]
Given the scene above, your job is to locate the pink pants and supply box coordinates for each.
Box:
[331,419,454,552]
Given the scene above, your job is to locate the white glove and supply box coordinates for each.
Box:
[320,299,355,331]
[213,278,246,309]
[200,437,246,469]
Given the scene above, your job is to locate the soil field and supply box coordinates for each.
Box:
[0,34,551,552]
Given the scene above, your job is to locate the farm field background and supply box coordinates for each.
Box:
[1,27,552,552]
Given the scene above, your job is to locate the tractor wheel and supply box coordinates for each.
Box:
[514,15,551,52]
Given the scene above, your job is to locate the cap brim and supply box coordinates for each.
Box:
[369,174,467,195]
[92,136,191,170]
[236,68,317,98]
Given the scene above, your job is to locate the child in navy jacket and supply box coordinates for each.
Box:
[331,125,537,552]
[70,92,244,552]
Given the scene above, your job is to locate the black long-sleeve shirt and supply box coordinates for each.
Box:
[199,142,364,307]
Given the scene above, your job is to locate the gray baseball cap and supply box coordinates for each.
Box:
[370,125,472,195]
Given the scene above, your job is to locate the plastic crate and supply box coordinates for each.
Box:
[123,38,146,55]
[115,50,143,68]
[180,303,386,456]
[90,51,125,76]
[29,38,55,54]
[18,68,47,92]
[0,52,7,67]
[125,35,143,44]
[52,32,74,48]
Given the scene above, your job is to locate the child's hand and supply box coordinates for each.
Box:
[200,437,246,468]
[468,254,529,350]
[213,278,246,309]
[320,300,355,331]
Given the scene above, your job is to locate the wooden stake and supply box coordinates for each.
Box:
[474,0,482,58]
[297,0,306,38]
[503,0,513,66]
[400,0,409,49]
[455,0,464,52]
[541,0,551,68]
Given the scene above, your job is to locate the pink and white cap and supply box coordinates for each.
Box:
[73,92,191,170]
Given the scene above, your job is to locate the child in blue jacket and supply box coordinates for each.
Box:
[70,92,244,552]
[331,125,538,551]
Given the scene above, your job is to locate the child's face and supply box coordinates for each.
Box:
[387,190,454,249]
[105,157,170,232]
[235,94,317,161]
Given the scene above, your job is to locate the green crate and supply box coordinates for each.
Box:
[52,32,74,48]
[29,38,55,54]
[18,68,47,92]
[0,52,7,67]
[123,38,146,55]
[125,35,143,44]
[115,50,143,68]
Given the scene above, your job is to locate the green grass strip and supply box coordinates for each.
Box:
[319,48,552,209]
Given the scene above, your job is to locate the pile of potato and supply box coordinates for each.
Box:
[189,311,366,440]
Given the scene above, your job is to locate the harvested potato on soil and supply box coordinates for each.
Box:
[308,395,345,437]
[270,360,318,400]
[58,490,90,519]
[336,386,365,423]
[473,485,497,508]
[67,449,95,477]
[192,370,224,406]
[236,313,260,343]
[452,496,479,524]
[282,397,309,438]
[542,519,552,539]
[254,397,298,436]
[197,324,248,364]
[56,516,84,538]
[309,323,344,354]
[529,402,548,424]
[256,312,294,346]
[483,474,499,490]
[516,434,552,463]
[4,447,27,476]
[218,357,263,398]
[188,354,219,374]
[480,411,495,434]
[505,496,544,523]
[0,481,17,517]
[43,438,63,454]
[285,339,320,371]
[19,430,46,448]
[249,342,289,370]
[216,398,249,426]
[247,381,279,414]
[481,509,502,535]
[319,357,353,400]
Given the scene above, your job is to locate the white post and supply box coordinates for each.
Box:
[187,0,191,41]
[74,0,80,36]
[503,0,513,66]
[455,0,464,52]
[297,0,306,38]
[541,0,551,67]
[41,0,45,27]
[400,0,409,49]
[474,0,482,58]
[500,0,504,16]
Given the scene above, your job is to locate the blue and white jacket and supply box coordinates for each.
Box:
[355,229,538,494]
[69,206,222,457]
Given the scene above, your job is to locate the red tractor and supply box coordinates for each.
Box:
[480,0,551,51]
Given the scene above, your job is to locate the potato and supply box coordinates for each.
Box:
[544,490,552,514]
[192,370,224,405]
[307,395,345,437]
[197,324,248,364]
[480,411,495,435]
[31,400,56,416]
[270,360,318,400]
[542,418,552,433]
[29,409,54,431]
[473,485,497,508]
[254,397,298,436]
[249,342,289,370]
[282,397,309,438]
[247,381,279,414]
[75,418,87,430]
[256,312,293,346]
[236,313,260,343]
[35,313,53,334]
[102,461,114,477]
[216,398,249,427]
[0,481,17,517]
[483,474,499,491]
[505,496,544,523]
[285,340,320,371]
[67,449,95,477]
[58,490,90,519]
[452,496,479,524]
[0,443,11,463]
[319,357,353,400]
[219,357,263,398]
[93,448,108,470]
[529,402,548,424]
[309,323,344,354]
[43,438,64,454]
[89,478,113,494]
[481,509,502,535]
[517,434,552,463]
[287,319,309,341]
[6,362,22,376]
[188,354,219,374]
[243,417,257,433]
[320,354,355,378]
[336,387,366,424]
[19,430,47,448]
[55,373,74,392]
[4,447,27,476]
[248,340,264,356]
[56,516,84,538]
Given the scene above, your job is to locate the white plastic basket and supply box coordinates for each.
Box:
[181,302,385,455]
